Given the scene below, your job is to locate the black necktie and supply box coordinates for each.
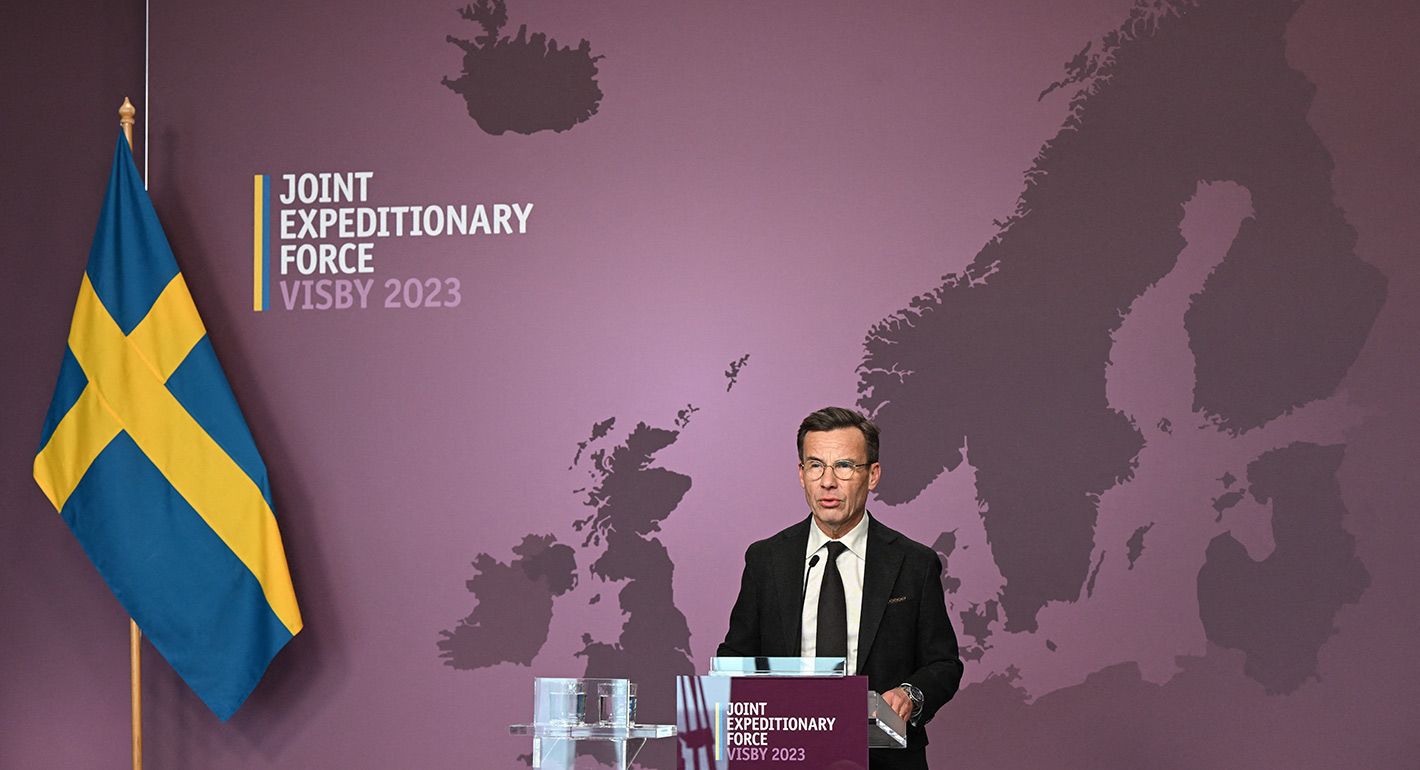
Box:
[816,541,849,659]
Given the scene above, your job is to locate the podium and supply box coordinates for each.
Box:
[510,677,677,770]
[675,658,906,770]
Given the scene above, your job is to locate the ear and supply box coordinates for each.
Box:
[798,461,808,490]
[867,462,881,491]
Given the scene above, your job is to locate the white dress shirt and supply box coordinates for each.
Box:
[799,512,870,674]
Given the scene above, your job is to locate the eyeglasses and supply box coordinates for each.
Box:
[800,459,873,481]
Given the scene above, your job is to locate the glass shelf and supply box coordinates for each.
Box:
[508,723,676,740]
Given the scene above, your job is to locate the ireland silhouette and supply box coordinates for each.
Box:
[442,0,603,135]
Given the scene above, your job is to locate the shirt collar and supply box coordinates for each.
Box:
[805,511,870,562]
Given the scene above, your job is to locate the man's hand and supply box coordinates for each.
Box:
[882,686,914,722]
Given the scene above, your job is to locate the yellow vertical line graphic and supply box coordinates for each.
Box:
[252,175,264,311]
[714,702,721,761]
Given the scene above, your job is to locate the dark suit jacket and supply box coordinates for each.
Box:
[716,514,963,748]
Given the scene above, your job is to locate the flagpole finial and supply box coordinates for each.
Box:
[119,97,136,151]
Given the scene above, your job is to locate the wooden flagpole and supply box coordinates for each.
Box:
[118,96,143,770]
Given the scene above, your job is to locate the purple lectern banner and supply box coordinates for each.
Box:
[677,675,868,770]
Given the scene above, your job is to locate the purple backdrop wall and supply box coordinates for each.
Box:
[4,1,1418,767]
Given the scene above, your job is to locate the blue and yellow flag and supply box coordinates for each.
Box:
[34,133,302,720]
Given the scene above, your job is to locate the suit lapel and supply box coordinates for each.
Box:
[772,520,812,655]
[857,516,903,674]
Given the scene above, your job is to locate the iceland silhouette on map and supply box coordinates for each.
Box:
[443,0,603,135]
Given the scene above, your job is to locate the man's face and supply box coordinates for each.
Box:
[798,428,880,538]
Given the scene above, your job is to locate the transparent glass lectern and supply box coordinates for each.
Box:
[509,677,676,769]
[707,657,907,749]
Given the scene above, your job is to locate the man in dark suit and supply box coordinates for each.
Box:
[717,407,963,770]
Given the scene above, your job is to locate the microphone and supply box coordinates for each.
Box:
[796,553,822,657]
[800,553,821,610]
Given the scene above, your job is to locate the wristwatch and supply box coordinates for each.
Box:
[897,682,924,722]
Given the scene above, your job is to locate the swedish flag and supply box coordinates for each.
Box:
[34,133,302,720]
